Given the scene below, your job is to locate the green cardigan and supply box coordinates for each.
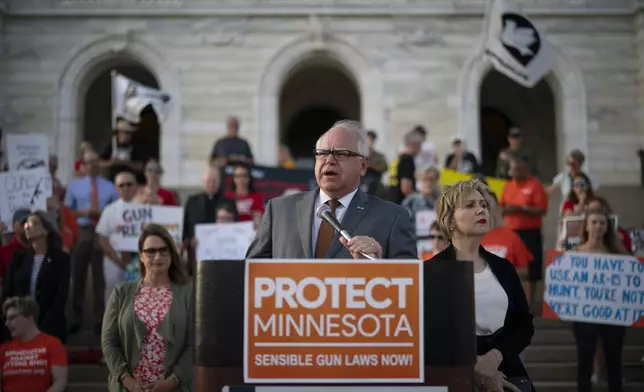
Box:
[101,280,194,392]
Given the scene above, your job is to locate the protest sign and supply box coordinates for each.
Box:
[195,221,255,260]
[5,134,49,172]
[224,165,316,203]
[244,259,423,383]
[543,251,644,327]
[439,169,506,200]
[415,210,436,237]
[628,228,644,256]
[0,168,51,229]
[560,215,618,250]
[417,239,432,260]
[112,203,183,252]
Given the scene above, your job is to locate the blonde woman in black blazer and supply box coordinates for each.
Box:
[429,181,534,392]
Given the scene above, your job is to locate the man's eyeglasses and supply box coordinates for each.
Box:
[314,149,364,160]
[428,234,445,241]
[146,167,163,174]
[117,182,135,189]
[142,246,170,258]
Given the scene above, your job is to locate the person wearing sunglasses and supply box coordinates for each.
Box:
[561,172,595,217]
[96,171,140,309]
[420,222,448,260]
[102,224,193,392]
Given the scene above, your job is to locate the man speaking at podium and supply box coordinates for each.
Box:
[246,120,417,260]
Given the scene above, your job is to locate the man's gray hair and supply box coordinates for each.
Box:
[315,119,369,156]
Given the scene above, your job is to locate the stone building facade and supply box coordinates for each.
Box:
[1,0,643,188]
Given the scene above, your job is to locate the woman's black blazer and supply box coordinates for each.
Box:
[1,247,71,343]
[430,244,535,380]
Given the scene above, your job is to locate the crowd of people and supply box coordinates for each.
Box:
[0,115,640,392]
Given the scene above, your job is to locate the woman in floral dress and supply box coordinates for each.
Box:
[102,224,193,392]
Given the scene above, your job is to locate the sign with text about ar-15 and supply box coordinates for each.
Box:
[244,259,423,384]
[543,251,644,327]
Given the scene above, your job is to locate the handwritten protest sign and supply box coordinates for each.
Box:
[5,134,49,171]
[415,210,436,237]
[195,221,255,260]
[111,203,183,252]
[0,168,51,229]
[244,259,423,383]
[628,228,644,256]
[561,215,618,250]
[543,251,644,327]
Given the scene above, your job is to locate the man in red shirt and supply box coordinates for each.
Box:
[500,154,548,308]
[0,210,30,283]
[0,296,68,392]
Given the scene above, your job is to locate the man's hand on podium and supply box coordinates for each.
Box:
[340,236,382,260]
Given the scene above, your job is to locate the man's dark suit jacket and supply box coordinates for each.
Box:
[182,192,237,241]
[1,248,70,343]
[246,188,417,259]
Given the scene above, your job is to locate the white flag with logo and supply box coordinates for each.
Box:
[483,0,556,88]
[111,71,171,125]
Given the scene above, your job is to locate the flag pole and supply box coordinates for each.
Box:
[110,70,117,159]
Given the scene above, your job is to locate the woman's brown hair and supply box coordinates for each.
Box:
[137,223,188,284]
[580,207,624,255]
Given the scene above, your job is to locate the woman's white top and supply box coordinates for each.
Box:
[474,265,509,336]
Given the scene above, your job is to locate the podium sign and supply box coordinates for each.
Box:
[244,259,423,383]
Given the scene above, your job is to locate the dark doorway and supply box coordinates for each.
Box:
[279,61,360,166]
[83,64,160,160]
[479,108,513,177]
[285,107,347,158]
[479,69,556,181]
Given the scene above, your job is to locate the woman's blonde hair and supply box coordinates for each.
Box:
[435,179,493,240]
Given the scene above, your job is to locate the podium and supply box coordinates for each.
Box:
[195,259,476,392]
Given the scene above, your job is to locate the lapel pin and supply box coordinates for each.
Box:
[357,206,364,210]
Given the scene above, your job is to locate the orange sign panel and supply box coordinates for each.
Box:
[244,259,424,383]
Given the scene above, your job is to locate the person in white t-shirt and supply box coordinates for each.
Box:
[95,171,140,304]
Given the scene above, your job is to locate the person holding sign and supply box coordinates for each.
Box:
[247,120,417,260]
[561,173,595,217]
[572,207,629,392]
[96,171,141,306]
[431,180,534,392]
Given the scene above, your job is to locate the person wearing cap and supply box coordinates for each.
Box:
[444,137,481,174]
[0,210,30,284]
[495,127,537,179]
[100,118,146,182]
[140,159,178,206]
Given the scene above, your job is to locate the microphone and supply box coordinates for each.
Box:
[316,204,377,260]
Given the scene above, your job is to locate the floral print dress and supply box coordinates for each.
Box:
[133,284,173,384]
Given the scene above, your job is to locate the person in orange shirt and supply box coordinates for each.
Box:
[0,296,68,392]
[482,191,532,281]
[421,221,449,260]
[499,154,548,308]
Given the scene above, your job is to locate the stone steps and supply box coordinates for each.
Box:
[524,344,644,363]
[533,381,644,392]
[527,361,644,382]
